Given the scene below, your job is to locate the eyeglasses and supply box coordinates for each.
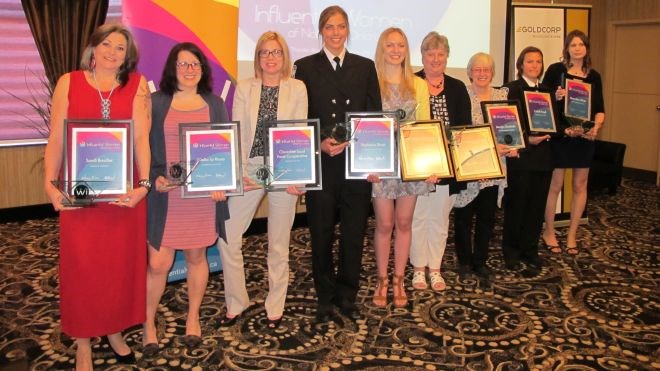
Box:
[471,67,491,74]
[258,49,284,58]
[176,61,202,71]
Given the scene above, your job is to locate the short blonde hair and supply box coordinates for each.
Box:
[253,31,292,80]
[466,52,495,83]
[420,31,450,55]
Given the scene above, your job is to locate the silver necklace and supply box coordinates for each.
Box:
[92,70,118,119]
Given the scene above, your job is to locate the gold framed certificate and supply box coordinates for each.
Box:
[399,120,453,181]
[447,125,504,181]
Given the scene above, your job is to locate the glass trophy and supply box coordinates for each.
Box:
[166,160,199,187]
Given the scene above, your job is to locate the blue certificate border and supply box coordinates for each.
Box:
[345,111,400,180]
[179,122,243,198]
[63,119,133,203]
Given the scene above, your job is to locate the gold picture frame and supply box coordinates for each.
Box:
[447,125,504,181]
[399,120,453,181]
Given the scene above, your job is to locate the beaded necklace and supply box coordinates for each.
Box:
[92,69,118,119]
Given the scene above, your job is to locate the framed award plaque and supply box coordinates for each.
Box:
[262,119,322,192]
[179,122,243,198]
[398,120,453,181]
[60,119,133,206]
[344,111,400,179]
[447,124,504,181]
[481,100,526,149]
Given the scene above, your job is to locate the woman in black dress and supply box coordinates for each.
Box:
[541,30,605,254]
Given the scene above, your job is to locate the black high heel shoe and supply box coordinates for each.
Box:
[218,312,241,327]
[111,347,136,364]
[267,317,282,329]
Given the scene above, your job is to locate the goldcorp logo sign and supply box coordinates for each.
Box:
[516,25,562,38]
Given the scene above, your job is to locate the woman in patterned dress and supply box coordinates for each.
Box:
[368,27,434,308]
[453,52,518,282]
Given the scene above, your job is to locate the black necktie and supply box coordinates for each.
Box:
[333,56,341,72]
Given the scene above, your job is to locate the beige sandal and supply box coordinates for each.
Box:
[412,270,428,290]
[392,275,408,308]
[372,276,388,308]
[429,271,446,291]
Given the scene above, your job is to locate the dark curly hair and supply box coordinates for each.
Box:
[159,42,213,96]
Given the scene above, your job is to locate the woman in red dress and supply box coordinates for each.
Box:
[43,23,151,370]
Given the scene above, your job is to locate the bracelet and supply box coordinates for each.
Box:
[138,179,152,191]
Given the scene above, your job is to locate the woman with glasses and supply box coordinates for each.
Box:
[217,31,307,329]
[453,52,517,283]
[144,42,230,355]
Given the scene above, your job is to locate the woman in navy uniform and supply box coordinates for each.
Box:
[294,5,381,322]
[501,46,553,276]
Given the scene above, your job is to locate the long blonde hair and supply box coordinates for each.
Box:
[374,27,415,102]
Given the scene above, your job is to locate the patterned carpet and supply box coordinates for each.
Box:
[0,178,658,370]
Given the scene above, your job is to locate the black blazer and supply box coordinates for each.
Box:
[294,50,382,187]
[414,70,471,125]
[414,70,470,193]
[503,78,553,172]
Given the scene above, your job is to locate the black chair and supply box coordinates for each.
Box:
[588,140,626,195]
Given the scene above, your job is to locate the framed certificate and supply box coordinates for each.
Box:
[522,90,557,133]
[399,120,453,181]
[263,119,322,191]
[564,78,591,121]
[61,119,133,205]
[179,122,242,198]
[481,100,526,149]
[344,111,399,179]
[447,125,504,181]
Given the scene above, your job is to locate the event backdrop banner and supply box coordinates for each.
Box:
[122,0,238,107]
[123,0,239,281]
[510,3,590,82]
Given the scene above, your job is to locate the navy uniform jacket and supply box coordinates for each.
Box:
[294,50,382,190]
[503,79,554,172]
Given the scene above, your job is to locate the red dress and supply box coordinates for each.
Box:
[58,71,146,337]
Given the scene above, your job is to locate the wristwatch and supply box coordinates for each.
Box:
[138,179,152,192]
